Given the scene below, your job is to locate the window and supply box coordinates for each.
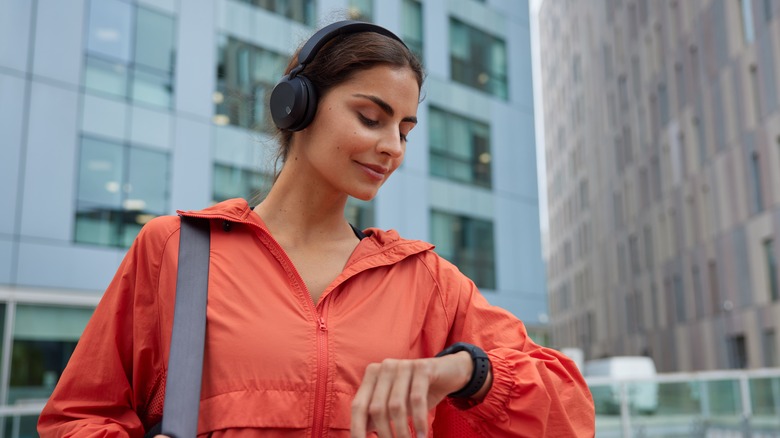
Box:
[215,36,287,132]
[709,260,721,314]
[692,265,704,318]
[429,107,491,187]
[213,163,270,204]
[644,226,654,270]
[727,334,748,369]
[694,116,707,165]
[75,136,170,247]
[9,305,93,405]
[765,238,779,301]
[629,234,640,275]
[675,62,685,109]
[401,0,423,62]
[750,65,762,123]
[430,211,496,289]
[674,275,686,323]
[651,282,660,328]
[764,329,777,367]
[237,0,315,26]
[348,0,373,21]
[740,0,755,43]
[751,152,765,213]
[658,83,669,127]
[579,179,589,210]
[84,0,176,108]
[449,19,508,99]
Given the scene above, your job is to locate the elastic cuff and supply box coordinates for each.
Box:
[449,351,513,423]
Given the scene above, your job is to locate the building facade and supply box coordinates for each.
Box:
[540,0,780,372]
[0,0,543,432]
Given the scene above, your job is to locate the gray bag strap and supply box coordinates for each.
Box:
[161,216,210,438]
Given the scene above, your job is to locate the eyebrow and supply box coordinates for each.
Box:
[353,93,418,124]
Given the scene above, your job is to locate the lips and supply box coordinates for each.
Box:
[356,161,389,180]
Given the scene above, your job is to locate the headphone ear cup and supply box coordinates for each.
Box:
[293,75,317,131]
[270,74,318,131]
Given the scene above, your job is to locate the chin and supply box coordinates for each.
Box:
[351,192,378,202]
[350,187,380,201]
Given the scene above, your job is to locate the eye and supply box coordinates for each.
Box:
[400,132,409,143]
[358,113,379,127]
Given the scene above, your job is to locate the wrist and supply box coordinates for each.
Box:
[435,342,492,400]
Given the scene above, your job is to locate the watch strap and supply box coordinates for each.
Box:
[435,342,491,399]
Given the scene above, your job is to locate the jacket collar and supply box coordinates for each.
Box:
[178,198,434,269]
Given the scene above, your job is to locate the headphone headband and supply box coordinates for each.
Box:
[270,20,409,131]
[296,20,408,69]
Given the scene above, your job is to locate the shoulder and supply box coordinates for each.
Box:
[137,215,181,244]
[125,215,182,264]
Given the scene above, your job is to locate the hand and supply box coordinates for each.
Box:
[350,351,474,438]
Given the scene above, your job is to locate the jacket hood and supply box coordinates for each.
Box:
[178,198,435,270]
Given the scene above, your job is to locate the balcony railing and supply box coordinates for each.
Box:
[6,369,780,438]
[586,367,780,437]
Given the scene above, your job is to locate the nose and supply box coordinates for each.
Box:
[376,130,404,158]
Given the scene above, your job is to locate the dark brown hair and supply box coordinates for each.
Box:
[273,29,425,175]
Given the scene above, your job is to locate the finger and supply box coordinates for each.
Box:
[369,360,398,438]
[410,360,433,437]
[387,361,414,438]
[352,363,380,438]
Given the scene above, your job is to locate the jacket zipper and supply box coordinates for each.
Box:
[312,299,329,438]
[180,213,333,436]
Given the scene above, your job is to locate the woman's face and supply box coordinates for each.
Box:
[293,65,419,201]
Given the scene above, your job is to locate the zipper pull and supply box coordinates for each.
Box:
[318,315,327,331]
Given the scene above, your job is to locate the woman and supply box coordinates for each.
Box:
[38,20,594,437]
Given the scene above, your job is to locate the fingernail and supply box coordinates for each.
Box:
[417,433,426,438]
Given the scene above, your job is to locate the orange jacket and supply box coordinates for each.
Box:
[38,199,594,437]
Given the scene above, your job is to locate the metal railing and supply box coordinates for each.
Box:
[586,368,780,437]
[3,369,780,438]
[0,402,46,438]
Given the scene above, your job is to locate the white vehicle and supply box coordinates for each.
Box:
[584,356,659,415]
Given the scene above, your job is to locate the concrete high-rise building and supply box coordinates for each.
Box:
[0,0,543,430]
[540,0,780,372]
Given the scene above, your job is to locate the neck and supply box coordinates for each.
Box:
[253,167,354,245]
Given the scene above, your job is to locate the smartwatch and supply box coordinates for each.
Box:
[435,342,491,398]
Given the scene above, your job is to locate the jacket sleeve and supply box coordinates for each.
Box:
[37,217,177,437]
[428,254,595,438]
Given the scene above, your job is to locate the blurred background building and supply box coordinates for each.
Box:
[0,0,542,432]
[541,0,780,372]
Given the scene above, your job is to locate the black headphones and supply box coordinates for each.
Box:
[269,20,408,132]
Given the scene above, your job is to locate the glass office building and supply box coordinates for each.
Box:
[0,0,542,432]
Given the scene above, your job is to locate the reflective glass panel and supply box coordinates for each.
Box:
[86,0,133,62]
[430,211,495,289]
[134,7,176,73]
[9,305,93,405]
[401,0,423,61]
[428,107,492,188]
[213,164,270,204]
[77,137,124,207]
[131,68,173,108]
[449,18,508,99]
[126,147,169,214]
[216,37,286,132]
[84,56,128,98]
